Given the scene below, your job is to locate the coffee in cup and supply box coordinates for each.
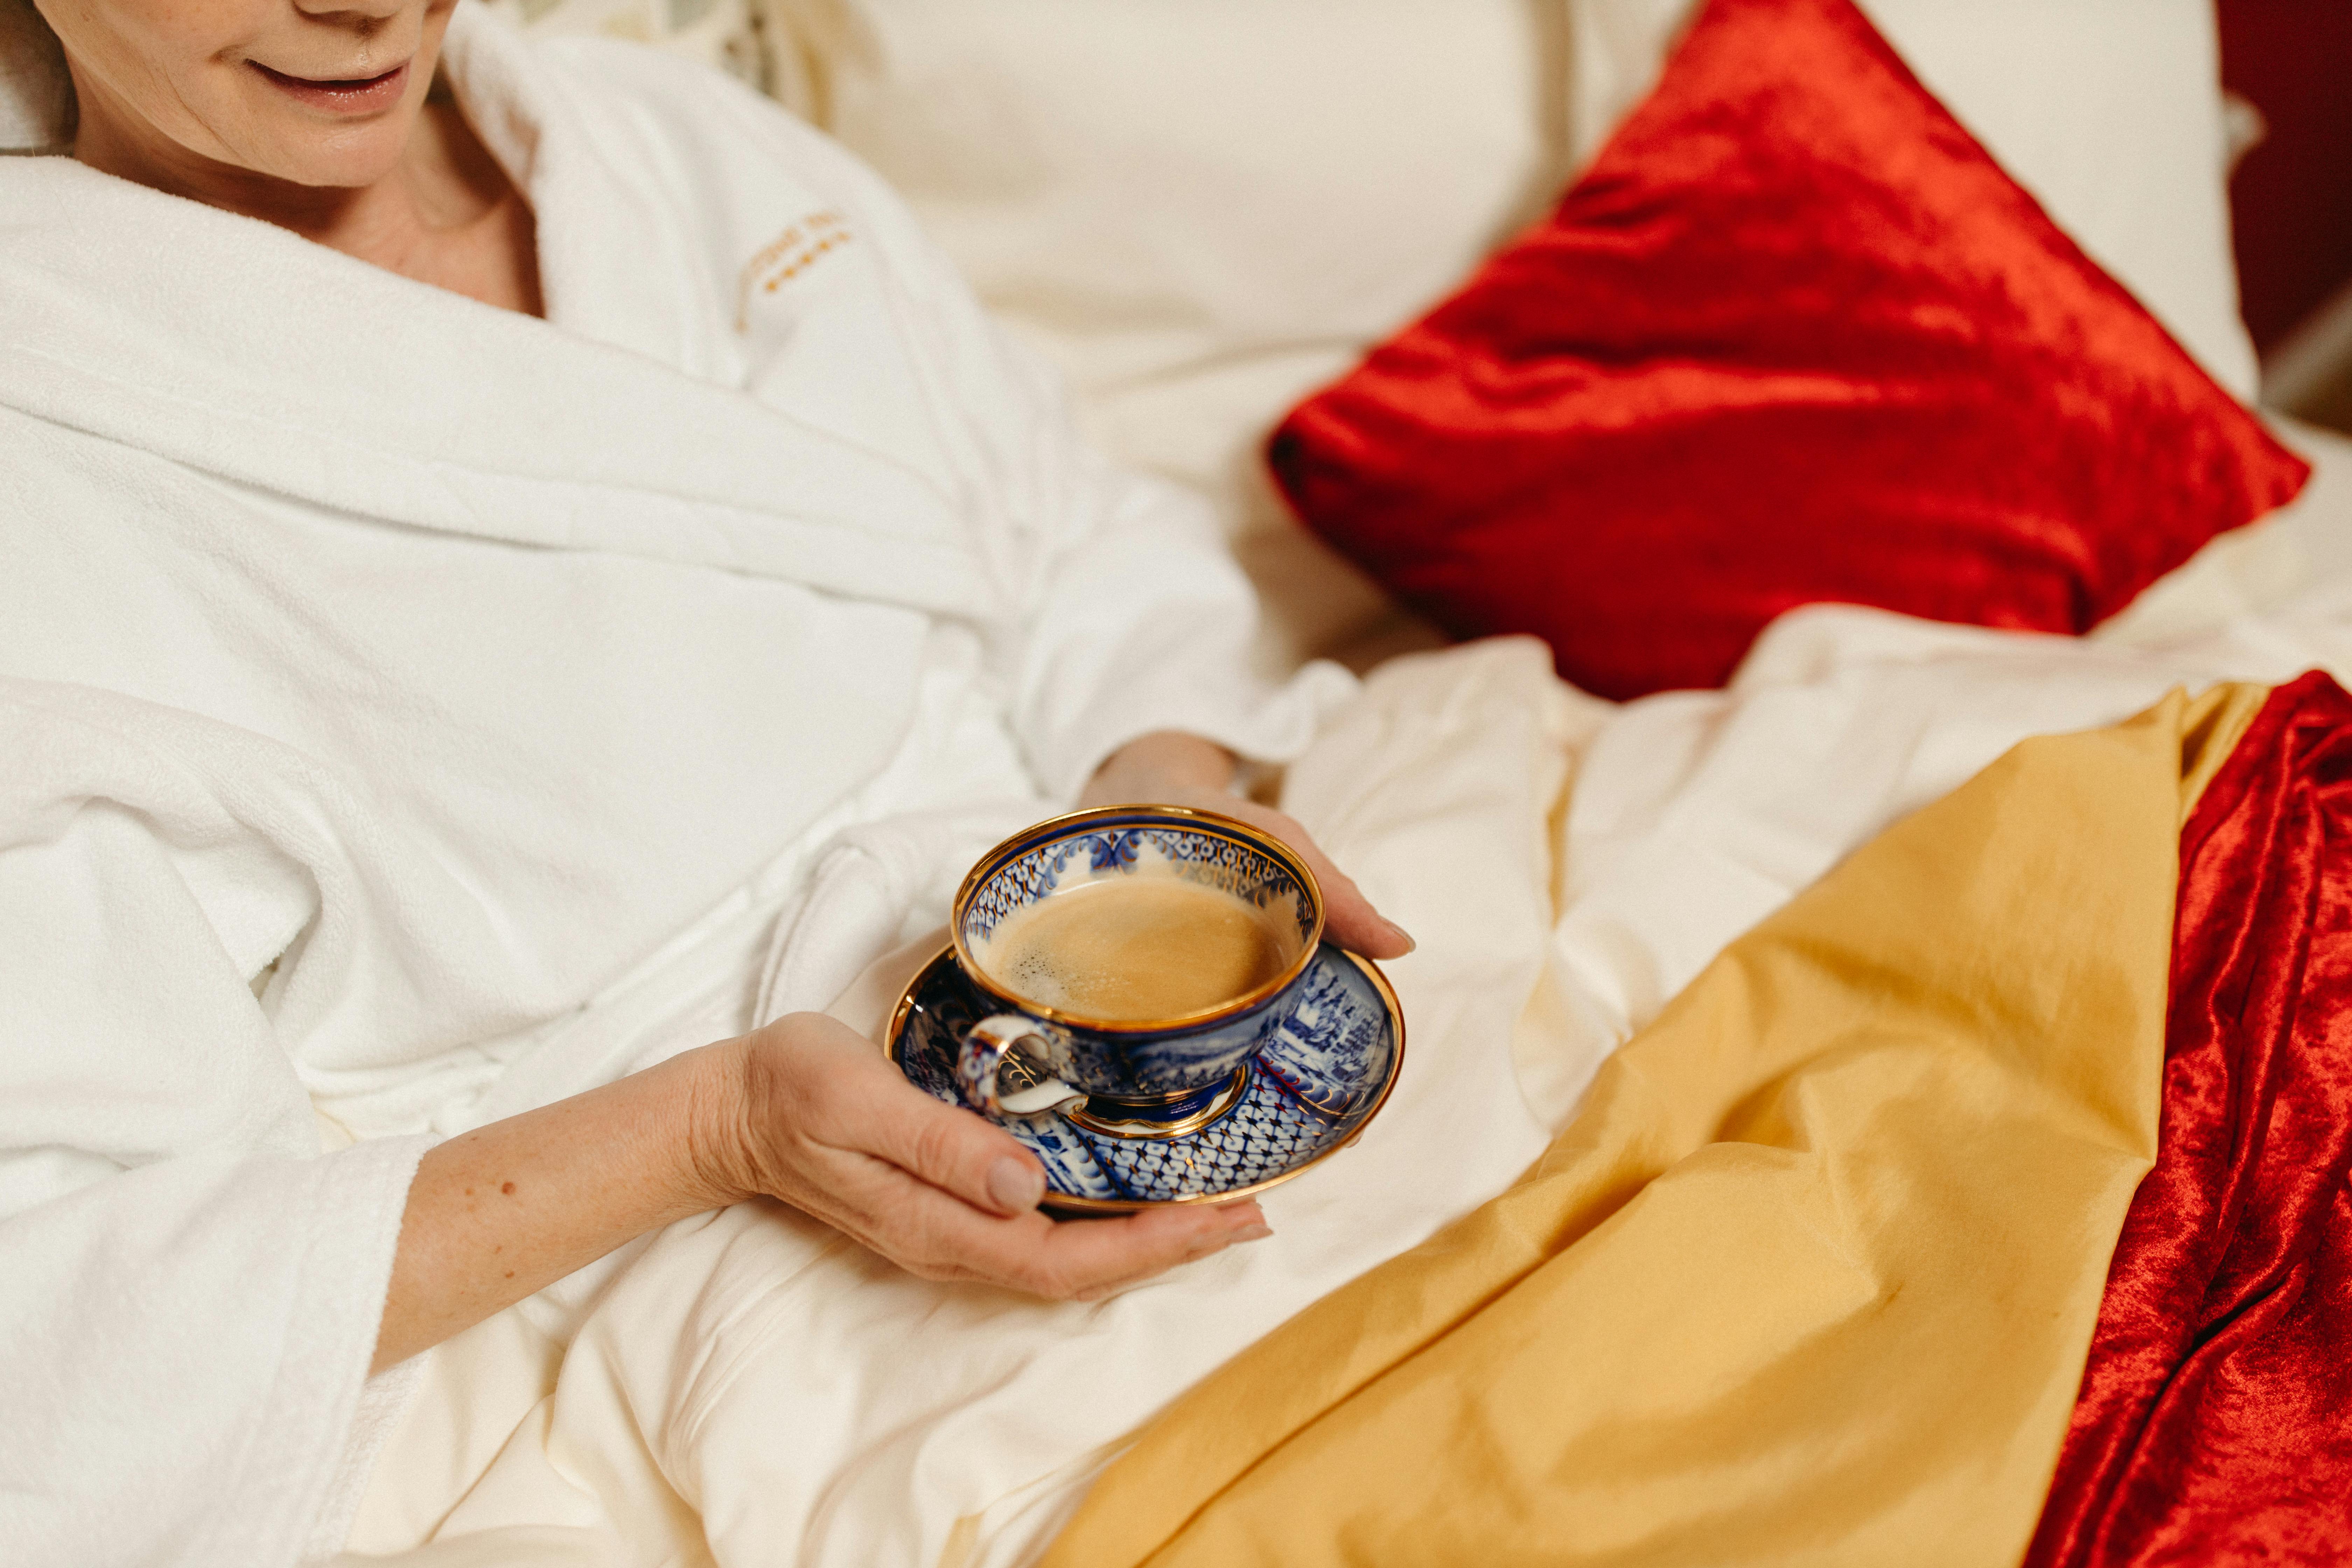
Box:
[948,805,1326,1129]
[981,876,1292,1023]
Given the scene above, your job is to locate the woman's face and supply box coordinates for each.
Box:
[35,0,457,188]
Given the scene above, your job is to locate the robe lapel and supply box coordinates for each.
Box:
[0,37,989,617]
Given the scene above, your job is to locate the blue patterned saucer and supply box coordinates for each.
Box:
[887,942,1405,1213]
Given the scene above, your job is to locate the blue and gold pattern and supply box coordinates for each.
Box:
[889,941,1403,1211]
[958,817,1318,951]
[1253,962,1383,1116]
[954,998,1295,1105]
[946,806,1331,1114]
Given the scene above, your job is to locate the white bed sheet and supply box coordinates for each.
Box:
[339,418,2352,1568]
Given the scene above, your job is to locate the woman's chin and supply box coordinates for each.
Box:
[231,120,421,194]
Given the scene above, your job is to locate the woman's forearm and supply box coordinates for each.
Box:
[369,1041,740,1374]
[369,1009,1275,1376]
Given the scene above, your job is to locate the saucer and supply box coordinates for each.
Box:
[886,943,1405,1213]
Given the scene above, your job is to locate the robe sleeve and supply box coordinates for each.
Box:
[983,358,1362,799]
[824,148,1362,799]
[0,711,430,1567]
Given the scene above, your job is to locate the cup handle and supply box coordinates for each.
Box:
[956,1015,1055,1118]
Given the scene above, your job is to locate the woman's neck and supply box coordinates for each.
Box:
[71,71,544,318]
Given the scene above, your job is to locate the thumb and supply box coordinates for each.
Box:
[842,1056,1049,1217]
[1311,858,1415,959]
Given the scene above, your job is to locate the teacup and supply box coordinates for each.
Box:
[950,805,1326,1135]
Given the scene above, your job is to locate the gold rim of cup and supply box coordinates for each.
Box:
[946,802,1329,1036]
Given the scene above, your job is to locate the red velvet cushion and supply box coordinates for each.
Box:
[1268,0,2312,700]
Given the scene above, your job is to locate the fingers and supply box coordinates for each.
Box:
[1064,1202,1273,1302]
[829,1063,1274,1295]
[878,1179,1273,1300]
[1205,798,1416,960]
[832,1045,1049,1218]
[742,1015,1276,1300]
[1301,852,1416,960]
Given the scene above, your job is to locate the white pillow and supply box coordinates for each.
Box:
[1569,0,2260,402]
[755,0,1569,668]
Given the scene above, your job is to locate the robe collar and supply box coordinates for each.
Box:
[0,6,989,616]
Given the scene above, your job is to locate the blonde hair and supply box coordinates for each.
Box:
[0,0,74,153]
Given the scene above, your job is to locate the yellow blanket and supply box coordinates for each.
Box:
[1043,685,2267,1568]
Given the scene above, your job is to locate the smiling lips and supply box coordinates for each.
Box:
[250,59,410,115]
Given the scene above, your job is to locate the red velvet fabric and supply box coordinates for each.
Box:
[2027,671,2352,1568]
[1269,0,2311,701]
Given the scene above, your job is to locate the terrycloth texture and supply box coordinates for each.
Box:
[0,9,1343,1565]
[1271,0,2310,700]
[1040,685,2263,1568]
[2026,672,2352,1567]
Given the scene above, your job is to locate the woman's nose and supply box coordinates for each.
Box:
[288,0,419,22]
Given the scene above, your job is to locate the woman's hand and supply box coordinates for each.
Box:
[1081,732,1415,960]
[701,1013,1272,1300]
[371,1014,1268,1374]
[365,730,1378,1374]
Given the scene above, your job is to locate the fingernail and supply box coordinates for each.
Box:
[1232,1223,1274,1244]
[988,1157,1044,1214]
[1382,919,1418,955]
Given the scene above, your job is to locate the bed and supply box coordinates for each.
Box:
[336,3,2352,1564]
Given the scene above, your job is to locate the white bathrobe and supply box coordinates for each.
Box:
[0,8,1348,1563]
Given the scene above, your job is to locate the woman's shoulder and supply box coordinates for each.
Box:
[497,20,987,337]
[526,33,810,146]
[513,25,912,236]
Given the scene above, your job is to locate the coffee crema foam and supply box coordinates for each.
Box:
[982,878,1292,1023]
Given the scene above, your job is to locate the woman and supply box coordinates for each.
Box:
[0,1,1407,1560]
